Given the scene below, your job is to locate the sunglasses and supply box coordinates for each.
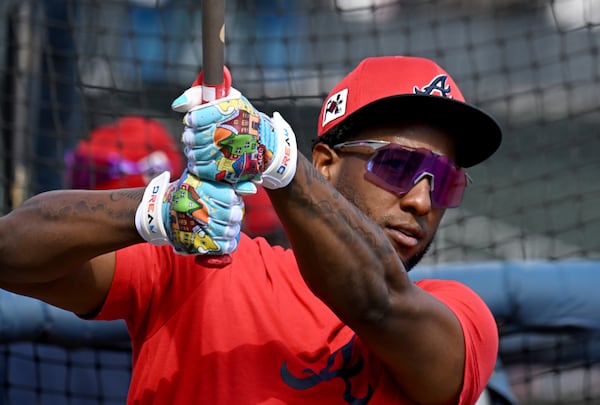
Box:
[65,151,172,189]
[333,140,470,208]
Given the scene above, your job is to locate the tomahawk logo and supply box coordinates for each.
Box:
[414,74,452,98]
[280,336,373,404]
[322,88,349,127]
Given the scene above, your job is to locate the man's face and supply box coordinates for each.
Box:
[314,122,458,270]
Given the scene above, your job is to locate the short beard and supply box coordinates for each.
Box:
[334,177,437,273]
[403,236,434,271]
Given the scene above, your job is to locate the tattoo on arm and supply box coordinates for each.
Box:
[289,159,396,263]
[22,189,142,223]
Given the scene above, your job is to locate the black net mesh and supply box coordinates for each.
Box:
[1,1,599,403]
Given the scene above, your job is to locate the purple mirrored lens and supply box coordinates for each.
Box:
[365,146,467,208]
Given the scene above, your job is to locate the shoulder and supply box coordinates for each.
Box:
[414,279,498,356]
[415,278,482,301]
[415,278,496,331]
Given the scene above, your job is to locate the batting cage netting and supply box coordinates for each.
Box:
[0,0,599,404]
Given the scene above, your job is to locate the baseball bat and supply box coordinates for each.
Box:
[200,0,228,102]
[197,0,232,267]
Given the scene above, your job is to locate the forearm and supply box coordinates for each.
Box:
[0,188,144,284]
[267,154,410,325]
[268,155,468,404]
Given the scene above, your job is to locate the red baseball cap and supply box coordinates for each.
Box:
[67,116,184,190]
[317,56,502,167]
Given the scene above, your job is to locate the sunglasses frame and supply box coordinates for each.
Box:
[333,139,470,208]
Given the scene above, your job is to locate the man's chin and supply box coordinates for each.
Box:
[403,240,433,272]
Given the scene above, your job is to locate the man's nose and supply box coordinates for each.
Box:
[399,177,433,215]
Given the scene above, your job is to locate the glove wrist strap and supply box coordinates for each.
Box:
[261,112,298,189]
[135,171,172,245]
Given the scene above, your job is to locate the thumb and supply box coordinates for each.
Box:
[171,86,204,113]
[235,181,258,196]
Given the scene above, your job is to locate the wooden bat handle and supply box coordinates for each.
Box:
[201,0,227,101]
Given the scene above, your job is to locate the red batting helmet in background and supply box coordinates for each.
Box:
[66,116,184,190]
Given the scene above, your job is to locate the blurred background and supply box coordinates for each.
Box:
[0,0,599,404]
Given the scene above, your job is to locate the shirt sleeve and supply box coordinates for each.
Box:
[92,244,183,335]
[416,279,499,405]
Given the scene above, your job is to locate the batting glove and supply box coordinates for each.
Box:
[171,87,297,191]
[135,170,243,255]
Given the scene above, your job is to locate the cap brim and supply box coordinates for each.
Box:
[356,95,502,168]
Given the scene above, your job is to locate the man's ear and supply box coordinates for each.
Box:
[312,143,341,181]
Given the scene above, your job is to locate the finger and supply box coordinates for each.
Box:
[223,224,242,240]
[213,230,241,249]
[184,145,222,162]
[214,238,238,255]
[186,162,223,181]
[181,127,217,147]
[200,181,240,204]
[234,181,257,195]
[171,87,242,114]
[207,220,239,240]
[185,102,238,128]
[208,203,244,224]
[171,86,204,112]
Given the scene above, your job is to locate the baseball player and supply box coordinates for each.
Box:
[0,55,500,404]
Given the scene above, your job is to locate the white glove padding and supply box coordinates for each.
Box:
[171,86,298,190]
[135,171,244,255]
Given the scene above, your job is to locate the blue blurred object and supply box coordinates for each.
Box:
[124,1,188,84]
[412,260,600,334]
[0,291,130,404]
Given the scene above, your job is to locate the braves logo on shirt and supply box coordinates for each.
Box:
[413,74,453,98]
[280,335,373,404]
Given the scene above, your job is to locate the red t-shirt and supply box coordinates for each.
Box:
[95,234,498,404]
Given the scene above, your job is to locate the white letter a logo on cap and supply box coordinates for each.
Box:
[322,88,349,127]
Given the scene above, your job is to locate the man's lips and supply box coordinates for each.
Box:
[386,225,423,249]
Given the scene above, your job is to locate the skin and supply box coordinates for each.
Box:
[0,121,465,405]
[268,122,465,405]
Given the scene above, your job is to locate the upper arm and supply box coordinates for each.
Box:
[0,252,117,316]
[354,280,497,405]
[353,282,466,405]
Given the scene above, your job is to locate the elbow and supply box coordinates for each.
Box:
[0,213,45,283]
[343,273,415,330]
[344,285,394,328]
[358,302,390,328]
[351,264,412,327]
